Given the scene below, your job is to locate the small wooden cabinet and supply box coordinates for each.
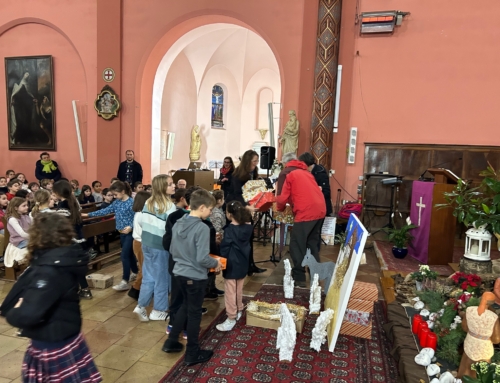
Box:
[172,170,214,191]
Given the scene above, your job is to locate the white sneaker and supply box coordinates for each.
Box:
[236,311,243,321]
[216,318,236,332]
[129,273,137,282]
[133,305,149,322]
[113,280,130,291]
[149,310,169,321]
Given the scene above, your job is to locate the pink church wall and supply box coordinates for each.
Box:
[335,0,500,198]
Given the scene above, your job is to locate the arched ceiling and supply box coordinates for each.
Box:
[178,24,280,98]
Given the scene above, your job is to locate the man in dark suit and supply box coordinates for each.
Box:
[117,150,143,185]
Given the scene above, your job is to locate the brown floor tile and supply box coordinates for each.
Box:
[135,320,169,333]
[115,361,167,383]
[84,330,123,356]
[94,316,139,336]
[96,367,123,383]
[0,335,28,358]
[139,338,181,367]
[0,350,25,379]
[81,319,101,334]
[97,294,136,309]
[82,305,122,322]
[0,377,14,383]
[115,328,165,351]
[94,345,146,372]
[115,302,139,319]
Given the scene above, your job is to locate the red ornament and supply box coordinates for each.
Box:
[426,332,438,350]
[420,328,430,347]
[412,315,423,334]
[418,321,429,339]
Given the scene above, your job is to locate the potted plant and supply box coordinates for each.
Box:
[384,217,417,258]
[437,163,500,249]
[411,265,438,290]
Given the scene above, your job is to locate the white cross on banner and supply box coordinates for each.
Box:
[408,181,435,263]
[416,196,426,226]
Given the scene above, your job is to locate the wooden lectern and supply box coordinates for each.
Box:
[172,170,214,191]
[425,168,459,265]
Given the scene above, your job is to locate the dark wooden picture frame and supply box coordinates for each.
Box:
[5,55,56,151]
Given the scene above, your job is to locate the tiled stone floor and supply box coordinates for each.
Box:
[0,239,382,382]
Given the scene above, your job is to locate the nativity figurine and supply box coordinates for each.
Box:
[276,303,296,362]
[310,308,334,352]
[283,259,294,299]
[309,273,321,314]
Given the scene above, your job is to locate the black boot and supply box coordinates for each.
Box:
[248,264,266,276]
[184,349,214,366]
[127,287,140,301]
[162,339,184,353]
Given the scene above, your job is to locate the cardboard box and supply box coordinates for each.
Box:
[86,274,114,289]
[246,311,306,333]
[350,281,378,302]
[340,319,373,339]
[347,298,374,314]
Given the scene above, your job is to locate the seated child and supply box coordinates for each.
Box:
[79,185,95,204]
[6,179,21,201]
[14,173,29,190]
[5,170,15,182]
[28,182,39,193]
[100,188,114,210]
[216,201,253,332]
[92,181,103,203]
[0,192,8,259]
[110,177,120,185]
[162,189,221,366]
[30,189,56,218]
[70,179,81,197]
[0,177,7,194]
[40,179,53,191]
[6,197,32,249]
[131,182,144,198]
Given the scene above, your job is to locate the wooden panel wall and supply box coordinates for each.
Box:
[361,143,500,233]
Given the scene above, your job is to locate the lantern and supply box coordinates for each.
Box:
[464,224,492,261]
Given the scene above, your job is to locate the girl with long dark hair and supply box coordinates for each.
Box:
[226,149,266,275]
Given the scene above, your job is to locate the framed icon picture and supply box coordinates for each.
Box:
[5,55,56,150]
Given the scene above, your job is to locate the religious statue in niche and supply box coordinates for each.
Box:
[279,110,299,155]
[94,85,121,120]
[189,125,201,162]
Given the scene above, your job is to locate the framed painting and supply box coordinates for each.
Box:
[5,55,56,151]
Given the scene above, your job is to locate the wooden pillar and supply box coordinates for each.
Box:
[310,0,342,168]
[96,0,121,182]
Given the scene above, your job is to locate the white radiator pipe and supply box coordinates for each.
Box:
[72,100,85,163]
[334,65,343,128]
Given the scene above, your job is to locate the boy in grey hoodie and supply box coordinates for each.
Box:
[162,189,222,366]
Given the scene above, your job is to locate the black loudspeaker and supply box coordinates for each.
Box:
[260,146,276,170]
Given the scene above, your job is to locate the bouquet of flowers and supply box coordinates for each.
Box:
[411,265,439,282]
[451,272,481,294]
[462,361,500,383]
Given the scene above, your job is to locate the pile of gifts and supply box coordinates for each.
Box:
[340,281,378,339]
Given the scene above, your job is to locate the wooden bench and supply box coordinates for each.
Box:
[0,217,28,281]
[82,215,121,270]
[81,202,99,214]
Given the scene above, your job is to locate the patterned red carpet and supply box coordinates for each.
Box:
[374,240,500,274]
[160,285,398,383]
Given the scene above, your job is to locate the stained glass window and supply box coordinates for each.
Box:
[211,85,224,128]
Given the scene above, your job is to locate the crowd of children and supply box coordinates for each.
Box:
[0,168,256,381]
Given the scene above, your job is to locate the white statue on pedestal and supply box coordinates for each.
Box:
[283,259,294,299]
[309,273,322,314]
[310,308,334,352]
[276,303,296,362]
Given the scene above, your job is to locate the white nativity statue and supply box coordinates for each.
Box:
[309,273,322,314]
[276,303,296,362]
[310,308,335,352]
[283,259,294,299]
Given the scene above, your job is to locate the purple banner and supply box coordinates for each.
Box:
[408,181,435,263]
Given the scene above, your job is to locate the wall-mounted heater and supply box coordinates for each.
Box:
[360,11,410,34]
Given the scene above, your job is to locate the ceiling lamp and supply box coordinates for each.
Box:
[360,11,410,34]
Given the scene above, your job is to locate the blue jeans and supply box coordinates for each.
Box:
[17,240,28,249]
[120,233,138,281]
[138,244,170,312]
